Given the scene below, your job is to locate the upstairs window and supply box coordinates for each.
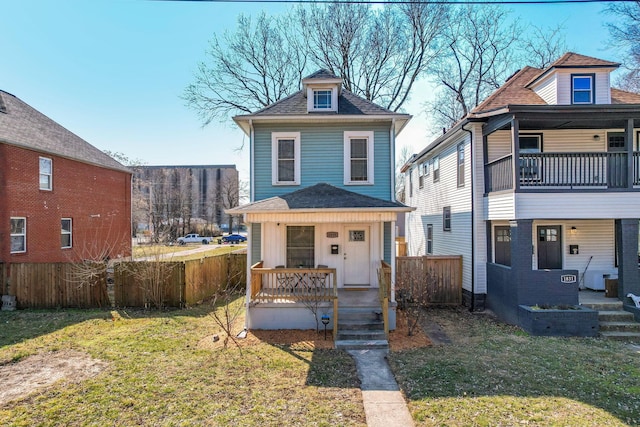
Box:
[423,161,430,177]
[418,163,424,189]
[272,132,301,185]
[10,217,26,253]
[313,90,332,110]
[433,156,440,182]
[457,143,465,187]
[61,218,72,249]
[443,206,451,231]
[572,75,594,104]
[344,131,374,185]
[39,157,52,190]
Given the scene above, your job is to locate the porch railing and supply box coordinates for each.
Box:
[378,261,392,338]
[250,262,339,340]
[486,152,640,192]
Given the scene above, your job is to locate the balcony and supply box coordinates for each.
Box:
[486,152,640,193]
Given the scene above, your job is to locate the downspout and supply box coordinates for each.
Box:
[390,118,397,302]
[390,118,396,202]
[462,123,475,312]
[245,120,254,330]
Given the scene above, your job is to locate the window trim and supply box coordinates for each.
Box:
[306,86,338,112]
[10,217,27,254]
[39,156,52,191]
[61,218,72,249]
[443,206,451,231]
[457,143,465,188]
[272,132,301,186]
[571,73,595,105]
[423,160,430,177]
[418,162,424,189]
[433,156,440,182]
[344,131,374,185]
[286,225,315,268]
[426,224,433,254]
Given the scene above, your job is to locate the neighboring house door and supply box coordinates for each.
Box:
[607,132,627,188]
[537,226,562,269]
[343,226,370,286]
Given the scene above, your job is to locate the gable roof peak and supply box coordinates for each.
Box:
[549,52,620,69]
[303,69,341,81]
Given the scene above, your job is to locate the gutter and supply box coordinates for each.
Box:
[461,123,476,312]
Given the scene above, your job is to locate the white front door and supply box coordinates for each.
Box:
[343,226,370,286]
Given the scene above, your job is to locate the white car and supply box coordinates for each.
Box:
[176,234,214,245]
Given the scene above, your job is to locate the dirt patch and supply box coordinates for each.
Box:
[0,350,108,405]
[198,309,432,351]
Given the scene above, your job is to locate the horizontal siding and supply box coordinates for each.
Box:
[246,211,398,223]
[515,192,640,219]
[556,69,612,105]
[487,131,511,162]
[533,74,557,105]
[253,122,392,201]
[485,193,516,220]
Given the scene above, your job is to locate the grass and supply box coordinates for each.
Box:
[132,244,244,260]
[0,301,364,426]
[388,307,640,426]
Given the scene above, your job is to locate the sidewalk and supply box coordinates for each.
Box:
[348,349,415,427]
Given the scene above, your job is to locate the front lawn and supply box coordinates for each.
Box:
[0,302,364,426]
[388,307,640,426]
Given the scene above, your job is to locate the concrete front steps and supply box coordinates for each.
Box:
[582,300,640,341]
[335,306,389,351]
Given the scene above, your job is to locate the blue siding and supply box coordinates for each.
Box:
[384,222,391,263]
[253,122,393,201]
[251,223,261,264]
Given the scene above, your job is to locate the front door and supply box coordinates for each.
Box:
[343,226,370,286]
[607,132,627,188]
[537,226,562,269]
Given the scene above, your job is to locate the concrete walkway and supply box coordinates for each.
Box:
[348,349,415,427]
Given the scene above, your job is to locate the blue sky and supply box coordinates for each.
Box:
[1,1,625,181]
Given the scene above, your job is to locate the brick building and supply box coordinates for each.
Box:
[0,90,132,264]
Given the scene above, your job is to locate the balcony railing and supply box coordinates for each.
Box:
[486,152,640,192]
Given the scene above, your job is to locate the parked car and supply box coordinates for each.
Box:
[176,234,215,245]
[220,234,247,244]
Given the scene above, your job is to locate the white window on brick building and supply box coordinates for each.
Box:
[10,217,26,253]
[61,218,72,249]
[39,157,52,190]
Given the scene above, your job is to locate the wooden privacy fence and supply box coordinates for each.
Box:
[2,262,110,309]
[114,252,246,308]
[396,255,462,305]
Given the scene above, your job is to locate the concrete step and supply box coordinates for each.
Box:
[335,339,389,351]
[599,321,640,333]
[338,319,384,331]
[338,307,383,322]
[599,331,640,342]
[582,301,624,311]
[336,330,387,341]
[598,310,636,322]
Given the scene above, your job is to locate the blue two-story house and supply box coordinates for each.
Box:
[229,70,412,333]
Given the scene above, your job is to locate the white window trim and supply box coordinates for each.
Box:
[571,75,594,105]
[10,217,27,254]
[306,86,338,112]
[344,131,374,185]
[272,132,301,186]
[61,218,72,249]
[39,156,52,191]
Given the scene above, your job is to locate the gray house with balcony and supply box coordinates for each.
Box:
[404,52,640,325]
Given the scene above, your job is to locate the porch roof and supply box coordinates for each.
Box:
[227,183,413,214]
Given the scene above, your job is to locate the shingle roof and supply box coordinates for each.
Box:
[0,90,130,173]
[548,52,620,68]
[228,183,410,213]
[611,88,640,104]
[472,67,547,114]
[303,69,340,80]
[249,89,399,116]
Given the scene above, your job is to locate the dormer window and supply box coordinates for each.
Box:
[572,74,594,104]
[313,89,332,110]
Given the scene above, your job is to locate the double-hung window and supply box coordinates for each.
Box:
[272,132,300,185]
[286,226,314,268]
[572,74,594,104]
[10,217,26,253]
[426,224,433,254]
[39,157,52,190]
[519,134,542,181]
[443,207,451,231]
[344,131,374,185]
[61,218,72,249]
[418,163,424,189]
[433,156,440,182]
[457,143,465,187]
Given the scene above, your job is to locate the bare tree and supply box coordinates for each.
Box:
[518,23,569,69]
[183,12,308,126]
[209,254,247,351]
[218,174,247,233]
[605,1,640,92]
[395,145,413,204]
[427,5,520,130]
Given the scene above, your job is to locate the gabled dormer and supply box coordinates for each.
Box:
[302,69,342,113]
[525,52,620,106]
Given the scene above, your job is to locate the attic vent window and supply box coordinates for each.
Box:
[572,75,594,104]
[313,90,332,109]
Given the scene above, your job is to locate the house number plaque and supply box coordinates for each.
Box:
[326,232,338,238]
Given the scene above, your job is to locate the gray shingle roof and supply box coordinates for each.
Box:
[0,90,130,173]
[303,69,340,80]
[229,183,410,213]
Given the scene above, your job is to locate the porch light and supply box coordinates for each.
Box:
[321,313,330,340]
[593,135,600,141]
[570,226,577,235]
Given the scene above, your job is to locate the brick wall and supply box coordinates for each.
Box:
[1,144,131,263]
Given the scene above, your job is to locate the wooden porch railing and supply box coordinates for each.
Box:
[378,261,391,338]
[486,152,640,192]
